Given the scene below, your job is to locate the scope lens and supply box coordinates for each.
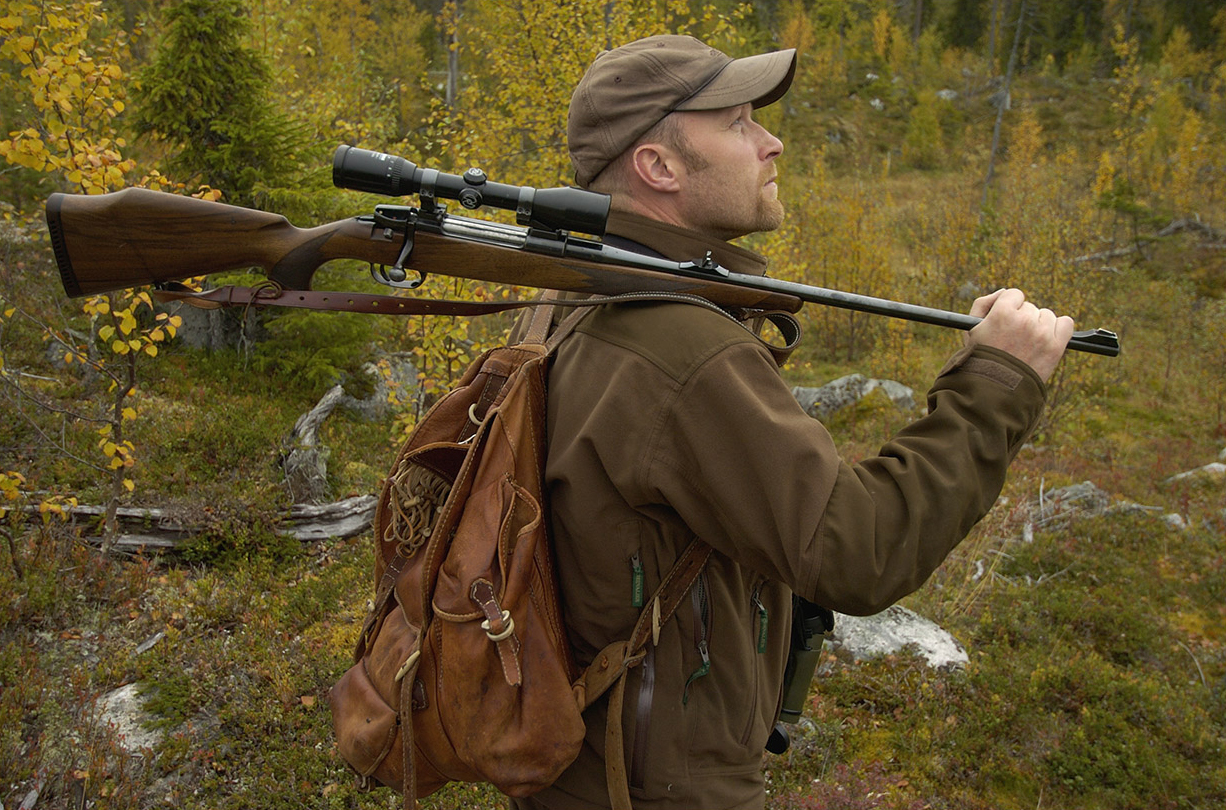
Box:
[332,145,418,196]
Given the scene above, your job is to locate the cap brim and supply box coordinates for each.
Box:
[674,48,796,111]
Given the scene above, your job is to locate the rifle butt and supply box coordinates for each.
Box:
[45,193,84,296]
[44,188,306,298]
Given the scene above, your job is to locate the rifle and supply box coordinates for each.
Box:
[45,145,1120,356]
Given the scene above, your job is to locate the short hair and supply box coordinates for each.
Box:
[586,112,710,197]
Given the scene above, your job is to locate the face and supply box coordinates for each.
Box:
[671,104,785,240]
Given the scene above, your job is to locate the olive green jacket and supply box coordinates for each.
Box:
[514,212,1046,810]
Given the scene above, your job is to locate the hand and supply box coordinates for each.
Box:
[966,288,1075,383]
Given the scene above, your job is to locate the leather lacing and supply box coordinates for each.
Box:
[385,462,451,559]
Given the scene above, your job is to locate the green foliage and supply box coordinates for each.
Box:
[939,0,990,51]
[901,88,948,169]
[177,507,295,569]
[758,154,897,363]
[138,671,196,728]
[128,345,334,507]
[250,0,433,151]
[424,0,762,186]
[251,309,381,397]
[130,0,301,202]
[762,514,1226,810]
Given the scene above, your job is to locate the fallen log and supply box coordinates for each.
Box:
[20,494,377,551]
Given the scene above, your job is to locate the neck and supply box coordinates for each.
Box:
[603,210,769,277]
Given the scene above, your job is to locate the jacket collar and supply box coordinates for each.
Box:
[603,211,769,278]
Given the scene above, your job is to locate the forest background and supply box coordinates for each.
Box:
[1,0,1225,808]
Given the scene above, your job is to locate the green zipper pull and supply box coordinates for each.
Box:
[683,640,710,705]
[630,552,644,608]
[753,591,769,654]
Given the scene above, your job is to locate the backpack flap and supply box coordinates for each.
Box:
[328,597,422,789]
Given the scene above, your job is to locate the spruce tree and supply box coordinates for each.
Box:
[131,0,295,203]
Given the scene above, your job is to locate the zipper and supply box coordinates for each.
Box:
[627,545,649,791]
[752,581,768,654]
[683,570,711,705]
[741,580,768,745]
[630,551,645,608]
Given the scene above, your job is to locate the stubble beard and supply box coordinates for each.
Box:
[697,174,785,239]
[670,131,785,238]
[757,190,785,234]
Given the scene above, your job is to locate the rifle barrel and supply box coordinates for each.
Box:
[705,270,1120,357]
[559,238,1121,357]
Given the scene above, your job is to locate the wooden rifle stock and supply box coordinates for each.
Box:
[45,188,801,312]
[44,187,1120,357]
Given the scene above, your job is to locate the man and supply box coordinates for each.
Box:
[514,35,1073,810]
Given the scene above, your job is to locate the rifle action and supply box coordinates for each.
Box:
[45,145,1120,357]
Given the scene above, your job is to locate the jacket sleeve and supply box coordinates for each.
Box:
[802,344,1045,614]
[644,339,1045,616]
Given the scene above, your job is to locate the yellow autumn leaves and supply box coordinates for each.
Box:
[0,1,135,194]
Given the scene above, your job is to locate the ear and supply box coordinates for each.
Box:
[629,142,683,194]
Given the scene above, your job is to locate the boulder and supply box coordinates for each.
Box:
[827,605,968,670]
[95,683,163,754]
[792,374,916,421]
[1163,462,1226,484]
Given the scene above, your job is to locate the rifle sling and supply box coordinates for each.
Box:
[153,283,802,364]
[154,282,541,317]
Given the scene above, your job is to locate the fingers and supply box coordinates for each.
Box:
[966,288,1075,383]
[1044,303,1076,343]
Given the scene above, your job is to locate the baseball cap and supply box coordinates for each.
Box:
[568,35,797,187]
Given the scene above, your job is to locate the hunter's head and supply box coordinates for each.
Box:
[567,35,796,240]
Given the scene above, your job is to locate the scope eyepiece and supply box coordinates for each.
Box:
[332,144,609,237]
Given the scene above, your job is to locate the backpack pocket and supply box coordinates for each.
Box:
[329,660,398,782]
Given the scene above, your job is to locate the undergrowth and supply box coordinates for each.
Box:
[3,246,1222,808]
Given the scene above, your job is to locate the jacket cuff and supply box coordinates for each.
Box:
[938,344,1047,399]
[933,343,1048,455]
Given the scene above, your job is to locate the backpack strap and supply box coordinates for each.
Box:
[519,290,563,346]
[572,538,713,810]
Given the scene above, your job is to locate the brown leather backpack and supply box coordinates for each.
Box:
[328,296,712,809]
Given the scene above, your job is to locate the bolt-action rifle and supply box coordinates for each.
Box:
[45,145,1119,357]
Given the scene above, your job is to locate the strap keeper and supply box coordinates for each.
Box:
[481,610,516,642]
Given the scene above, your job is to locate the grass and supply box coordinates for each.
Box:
[769,512,1226,810]
[4,242,1223,810]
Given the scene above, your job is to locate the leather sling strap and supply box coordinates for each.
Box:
[154,281,546,317]
[152,282,802,364]
[571,538,713,810]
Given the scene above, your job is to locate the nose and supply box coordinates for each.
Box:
[755,121,783,161]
